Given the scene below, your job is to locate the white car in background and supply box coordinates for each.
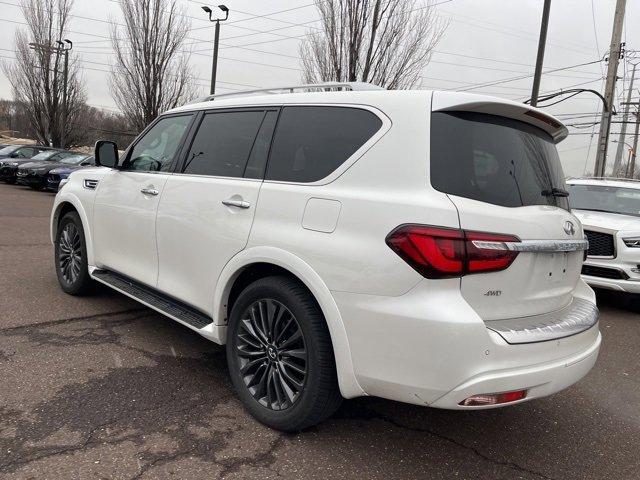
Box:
[567,178,640,293]
[50,83,600,431]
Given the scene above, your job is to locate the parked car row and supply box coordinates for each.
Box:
[0,143,94,191]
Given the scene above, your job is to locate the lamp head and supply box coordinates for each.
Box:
[218,4,229,12]
[202,5,212,13]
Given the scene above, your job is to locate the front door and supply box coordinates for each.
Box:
[156,109,278,313]
[93,114,193,287]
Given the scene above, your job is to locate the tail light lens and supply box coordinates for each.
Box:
[386,225,520,279]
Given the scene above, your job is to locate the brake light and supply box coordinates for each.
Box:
[385,225,519,279]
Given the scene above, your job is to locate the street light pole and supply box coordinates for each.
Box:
[202,5,229,96]
[613,139,634,177]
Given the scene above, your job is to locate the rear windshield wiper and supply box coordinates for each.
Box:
[541,187,569,197]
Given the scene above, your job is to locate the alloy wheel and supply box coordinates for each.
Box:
[235,298,308,411]
[58,223,82,284]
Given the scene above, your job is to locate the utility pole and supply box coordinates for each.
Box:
[530,0,551,107]
[613,63,636,175]
[630,109,640,178]
[57,39,72,148]
[594,0,627,177]
[202,5,229,96]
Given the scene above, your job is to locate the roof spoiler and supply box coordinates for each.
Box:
[431,91,568,143]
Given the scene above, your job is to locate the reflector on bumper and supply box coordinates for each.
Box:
[459,389,527,406]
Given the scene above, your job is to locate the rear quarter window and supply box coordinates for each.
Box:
[430,111,568,210]
[266,106,382,183]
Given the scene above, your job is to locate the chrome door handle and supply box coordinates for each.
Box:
[222,199,251,209]
[140,187,159,196]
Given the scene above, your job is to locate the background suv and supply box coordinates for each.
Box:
[50,83,600,431]
[567,177,640,293]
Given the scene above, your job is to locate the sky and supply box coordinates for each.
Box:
[0,0,638,177]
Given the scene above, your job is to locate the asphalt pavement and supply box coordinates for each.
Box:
[0,182,639,480]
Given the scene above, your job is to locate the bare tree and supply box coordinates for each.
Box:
[1,0,87,147]
[110,0,197,132]
[300,0,447,89]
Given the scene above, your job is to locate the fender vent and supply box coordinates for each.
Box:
[83,179,99,190]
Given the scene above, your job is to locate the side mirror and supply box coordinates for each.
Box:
[95,140,119,168]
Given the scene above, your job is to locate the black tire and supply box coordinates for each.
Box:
[226,276,342,431]
[5,178,15,184]
[54,211,93,295]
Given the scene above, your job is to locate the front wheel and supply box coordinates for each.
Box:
[226,276,342,431]
[54,211,93,295]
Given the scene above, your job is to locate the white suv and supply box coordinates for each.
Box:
[51,83,600,431]
[566,177,640,293]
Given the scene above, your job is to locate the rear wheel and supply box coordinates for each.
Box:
[5,178,15,184]
[226,276,342,431]
[55,212,93,295]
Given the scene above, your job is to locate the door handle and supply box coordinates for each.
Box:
[140,187,159,196]
[222,198,251,209]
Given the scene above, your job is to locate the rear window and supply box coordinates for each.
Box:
[266,106,382,183]
[431,112,568,209]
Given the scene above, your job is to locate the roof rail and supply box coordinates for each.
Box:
[197,82,384,102]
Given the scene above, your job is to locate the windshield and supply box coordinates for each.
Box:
[431,112,569,210]
[567,183,640,217]
[30,150,57,161]
[60,155,89,165]
[0,145,21,155]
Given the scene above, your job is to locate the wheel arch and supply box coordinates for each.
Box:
[212,246,365,399]
[51,195,95,265]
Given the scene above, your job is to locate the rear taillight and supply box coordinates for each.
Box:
[385,225,519,279]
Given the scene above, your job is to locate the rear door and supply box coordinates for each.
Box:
[155,108,278,313]
[430,102,582,320]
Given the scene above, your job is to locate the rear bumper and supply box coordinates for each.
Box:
[430,330,600,409]
[331,278,599,407]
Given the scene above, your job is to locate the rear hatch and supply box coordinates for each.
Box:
[431,92,584,320]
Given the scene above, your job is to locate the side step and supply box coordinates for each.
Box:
[92,269,214,329]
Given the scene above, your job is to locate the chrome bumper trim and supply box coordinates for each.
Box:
[473,239,589,253]
[485,298,598,344]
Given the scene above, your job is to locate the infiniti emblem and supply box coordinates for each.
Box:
[563,220,576,236]
[267,346,277,360]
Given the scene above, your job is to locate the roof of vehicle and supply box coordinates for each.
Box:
[566,177,640,189]
[165,83,568,142]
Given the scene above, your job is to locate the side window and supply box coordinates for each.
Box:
[266,106,382,183]
[15,148,30,158]
[124,115,192,172]
[244,111,278,179]
[183,110,265,178]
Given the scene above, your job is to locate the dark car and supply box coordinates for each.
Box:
[14,150,75,189]
[46,155,95,191]
[0,145,55,183]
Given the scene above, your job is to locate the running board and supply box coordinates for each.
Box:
[92,269,214,329]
